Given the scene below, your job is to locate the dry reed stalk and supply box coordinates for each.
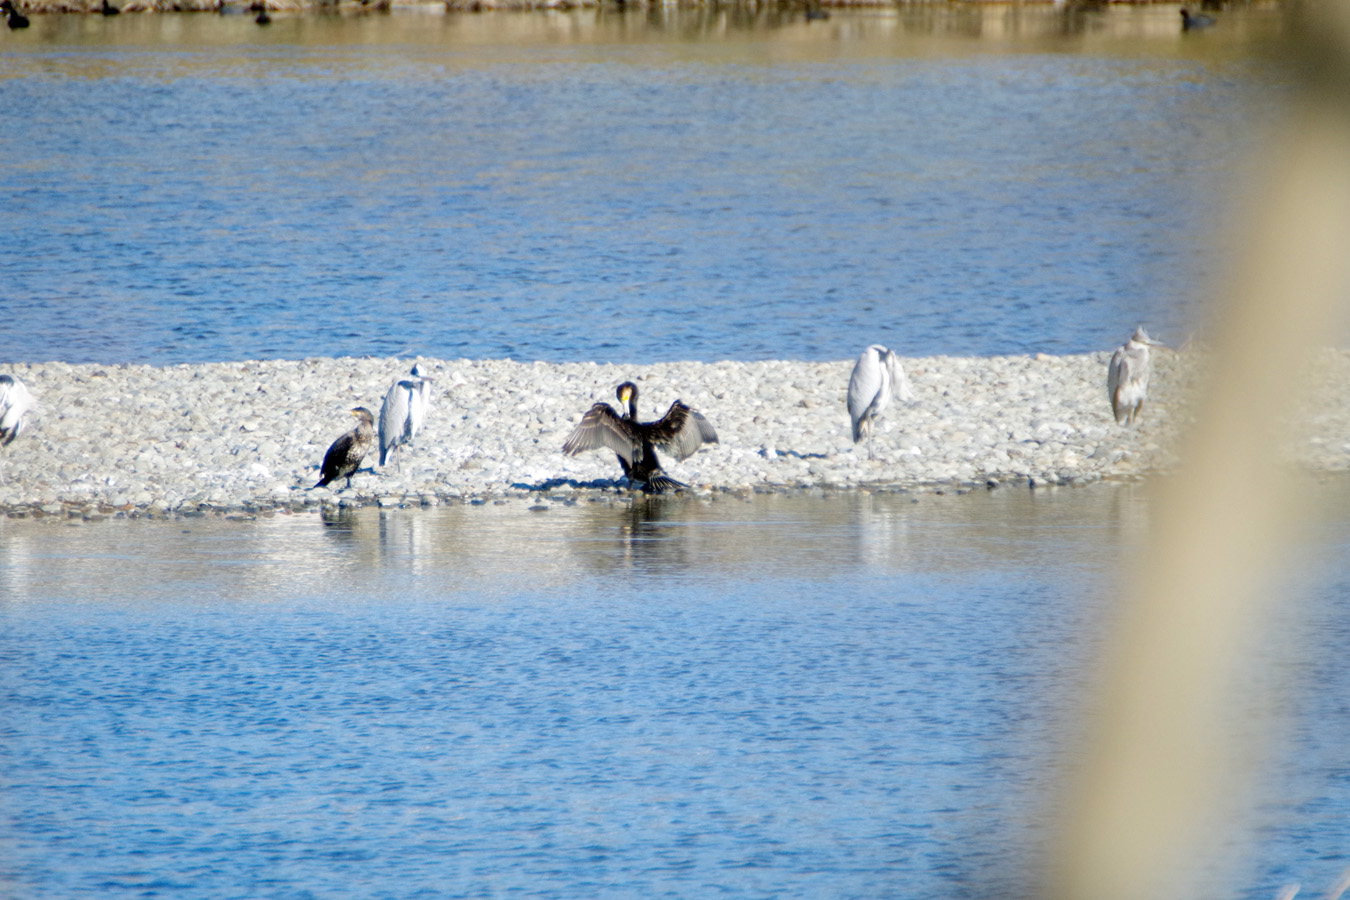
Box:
[1045,5,1350,900]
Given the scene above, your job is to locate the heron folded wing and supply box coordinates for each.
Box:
[379,383,413,445]
[847,350,885,433]
[1107,350,1125,408]
[1110,347,1145,419]
[562,402,639,464]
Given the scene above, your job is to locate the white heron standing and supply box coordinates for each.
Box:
[378,363,433,468]
[1107,326,1163,426]
[0,374,35,447]
[847,344,914,460]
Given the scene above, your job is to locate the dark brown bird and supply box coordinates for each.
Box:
[1,0,31,28]
[562,381,718,493]
[315,407,375,490]
[1180,8,1215,30]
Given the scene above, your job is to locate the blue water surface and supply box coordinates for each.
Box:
[0,7,1281,366]
[3,488,1349,900]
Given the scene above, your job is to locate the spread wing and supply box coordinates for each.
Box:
[646,400,718,462]
[562,402,640,464]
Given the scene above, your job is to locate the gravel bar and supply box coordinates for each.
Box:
[2,351,1348,520]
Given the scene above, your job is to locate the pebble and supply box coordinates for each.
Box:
[0,350,1347,519]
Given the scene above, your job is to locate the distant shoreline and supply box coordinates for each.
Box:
[2,350,1343,521]
[0,0,1228,17]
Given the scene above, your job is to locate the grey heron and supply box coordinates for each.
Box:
[0,374,34,446]
[563,381,718,493]
[1107,326,1163,426]
[847,344,914,460]
[315,407,376,489]
[378,363,433,469]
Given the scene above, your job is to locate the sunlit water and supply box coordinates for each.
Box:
[3,485,1349,899]
[0,6,1285,365]
[3,9,1345,899]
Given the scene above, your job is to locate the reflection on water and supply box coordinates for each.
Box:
[3,3,1286,52]
[3,484,1348,899]
[0,485,1154,602]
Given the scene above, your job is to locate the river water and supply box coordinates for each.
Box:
[5,7,1346,900]
[0,4,1284,365]
[4,484,1350,899]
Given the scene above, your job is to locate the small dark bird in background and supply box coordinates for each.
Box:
[101,0,120,15]
[1180,8,1215,30]
[563,381,718,494]
[250,0,270,23]
[1,0,31,29]
[805,3,829,21]
[315,407,375,490]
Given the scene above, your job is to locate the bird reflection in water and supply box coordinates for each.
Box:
[319,504,362,537]
[608,495,693,575]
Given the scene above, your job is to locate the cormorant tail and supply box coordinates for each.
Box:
[645,473,688,494]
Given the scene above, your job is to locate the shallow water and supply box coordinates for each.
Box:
[3,484,1348,899]
[0,5,1284,365]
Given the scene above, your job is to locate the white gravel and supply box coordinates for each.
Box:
[1,350,1347,518]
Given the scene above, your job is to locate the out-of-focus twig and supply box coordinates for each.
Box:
[1045,5,1350,900]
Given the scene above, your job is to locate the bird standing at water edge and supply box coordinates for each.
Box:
[315,407,375,490]
[378,362,432,469]
[1,0,31,28]
[847,344,914,460]
[1107,326,1163,426]
[563,381,718,493]
[0,374,35,446]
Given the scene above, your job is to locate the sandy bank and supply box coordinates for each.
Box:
[1,351,1347,520]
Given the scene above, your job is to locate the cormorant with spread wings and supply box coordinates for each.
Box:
[563,381,718,493]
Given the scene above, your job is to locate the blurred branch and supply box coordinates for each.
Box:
[1046,4,1350,899]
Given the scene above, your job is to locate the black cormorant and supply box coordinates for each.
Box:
[2,0,31,28]
[101,0,120,15]
[1180,8,1215,30]
[563,381,718,493]
[315,407,375,490]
